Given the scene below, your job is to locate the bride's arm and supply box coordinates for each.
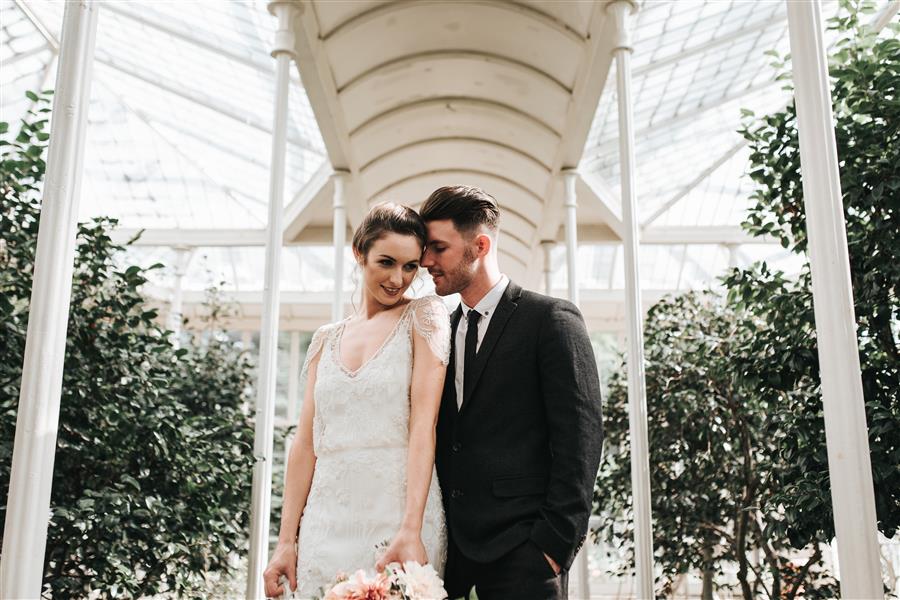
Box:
[377,303,449,569]
[263,349,321,596]
[278,350,320,543]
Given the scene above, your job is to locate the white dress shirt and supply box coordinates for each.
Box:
[455,275,510,410]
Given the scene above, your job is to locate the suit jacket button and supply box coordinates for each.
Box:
[452,442,461,452]
[451,489,462,499]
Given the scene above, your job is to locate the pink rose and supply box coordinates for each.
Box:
[324,570,396,600]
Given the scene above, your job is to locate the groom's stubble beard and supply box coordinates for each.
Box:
[437,245,478,296]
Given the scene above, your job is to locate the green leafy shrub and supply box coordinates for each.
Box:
[595,292,839,599]
[1,92,255,598]
[728,0,899,547]
[594,2,897,597]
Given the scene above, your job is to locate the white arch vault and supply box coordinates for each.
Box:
[0,1,884,599]
[237,2,887,597]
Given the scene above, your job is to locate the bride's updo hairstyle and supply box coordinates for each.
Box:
[351,202,427,261]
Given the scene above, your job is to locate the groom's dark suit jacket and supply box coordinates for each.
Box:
[435,281,603,571]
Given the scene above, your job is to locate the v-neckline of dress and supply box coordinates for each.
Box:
[333,301,414,378]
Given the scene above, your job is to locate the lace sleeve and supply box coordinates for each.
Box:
[411,295,452,365]
[298,324,331,407]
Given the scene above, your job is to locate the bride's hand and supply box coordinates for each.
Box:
[263,541,298,598]
[375,527,428,571]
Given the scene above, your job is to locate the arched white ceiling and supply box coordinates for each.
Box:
[351,98,560,169]
[359,138,550,201]
[289,0,618,287]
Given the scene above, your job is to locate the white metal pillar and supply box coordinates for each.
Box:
[561,169,579,305]
[725,243,739,270]
[0,2,99,597]
[609,2,654,597]
[247,3,297,597]
[332,170,348,323]
[575,545,591,600]
[786,2,882,596]
[167,246,193,346]
[540,240,556,296]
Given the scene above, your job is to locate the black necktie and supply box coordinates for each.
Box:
[463,309,481,401]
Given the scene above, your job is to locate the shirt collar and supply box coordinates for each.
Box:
[460,274,509,318]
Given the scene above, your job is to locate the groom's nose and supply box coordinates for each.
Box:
[421,247,434,268]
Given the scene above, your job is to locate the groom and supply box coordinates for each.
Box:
[419,186,603,599]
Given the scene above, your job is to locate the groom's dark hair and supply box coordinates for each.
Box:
[420,185,500,239]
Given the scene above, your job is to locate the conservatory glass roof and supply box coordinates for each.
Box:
[2,0,327,230]
[1,0,891,315]
[583,0,834,228]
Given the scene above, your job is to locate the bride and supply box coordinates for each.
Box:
[263,203,450,598]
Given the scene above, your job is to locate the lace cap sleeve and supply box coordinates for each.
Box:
[411,295,452,365]
[299,324,331,402]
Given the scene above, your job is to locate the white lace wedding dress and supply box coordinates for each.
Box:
[292,295,450,598]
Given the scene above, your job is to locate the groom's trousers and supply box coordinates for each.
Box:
[444,535,568,600]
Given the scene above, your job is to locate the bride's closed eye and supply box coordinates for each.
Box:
[378,258,419,272]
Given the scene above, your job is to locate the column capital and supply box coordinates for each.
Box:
[560,167,578,180]
[540,240,556,267]
[332,169,349,210]
[267,0,301,17]
[607,0,638,54]
[268,1,299,60]
[171,246,194,277]
[561,169,578,208]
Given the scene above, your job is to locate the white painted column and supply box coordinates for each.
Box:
[562,167,588,597]
[575,544,591,600]
[725,243,739,270]
[167,246,193,346]
[332,171,348,323]
[609,2,654,597]
[561,169,579,305]
[540,240,555,296]
[786,2,882,597]
[0,2,99,597]
[247,3,297,597]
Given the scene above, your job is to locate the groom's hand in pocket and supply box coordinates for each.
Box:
[264,541,298,597]
[543,552,561,575]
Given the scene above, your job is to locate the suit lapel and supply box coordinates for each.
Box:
[460,281,521,413]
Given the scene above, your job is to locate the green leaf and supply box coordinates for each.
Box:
[121,474,141,492]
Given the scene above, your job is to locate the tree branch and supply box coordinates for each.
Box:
[785,544,822,600]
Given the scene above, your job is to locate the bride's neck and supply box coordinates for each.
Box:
[358,291,396,320]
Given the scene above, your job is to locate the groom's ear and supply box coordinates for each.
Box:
[473,231,493,258]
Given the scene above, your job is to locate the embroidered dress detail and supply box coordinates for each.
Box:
[411,295,452,366]
[292,296,449,598]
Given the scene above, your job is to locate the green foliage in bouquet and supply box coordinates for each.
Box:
[594,1,897,597]
[0,92,255,598]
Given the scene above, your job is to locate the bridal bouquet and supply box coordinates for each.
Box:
[321,561,447,600]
